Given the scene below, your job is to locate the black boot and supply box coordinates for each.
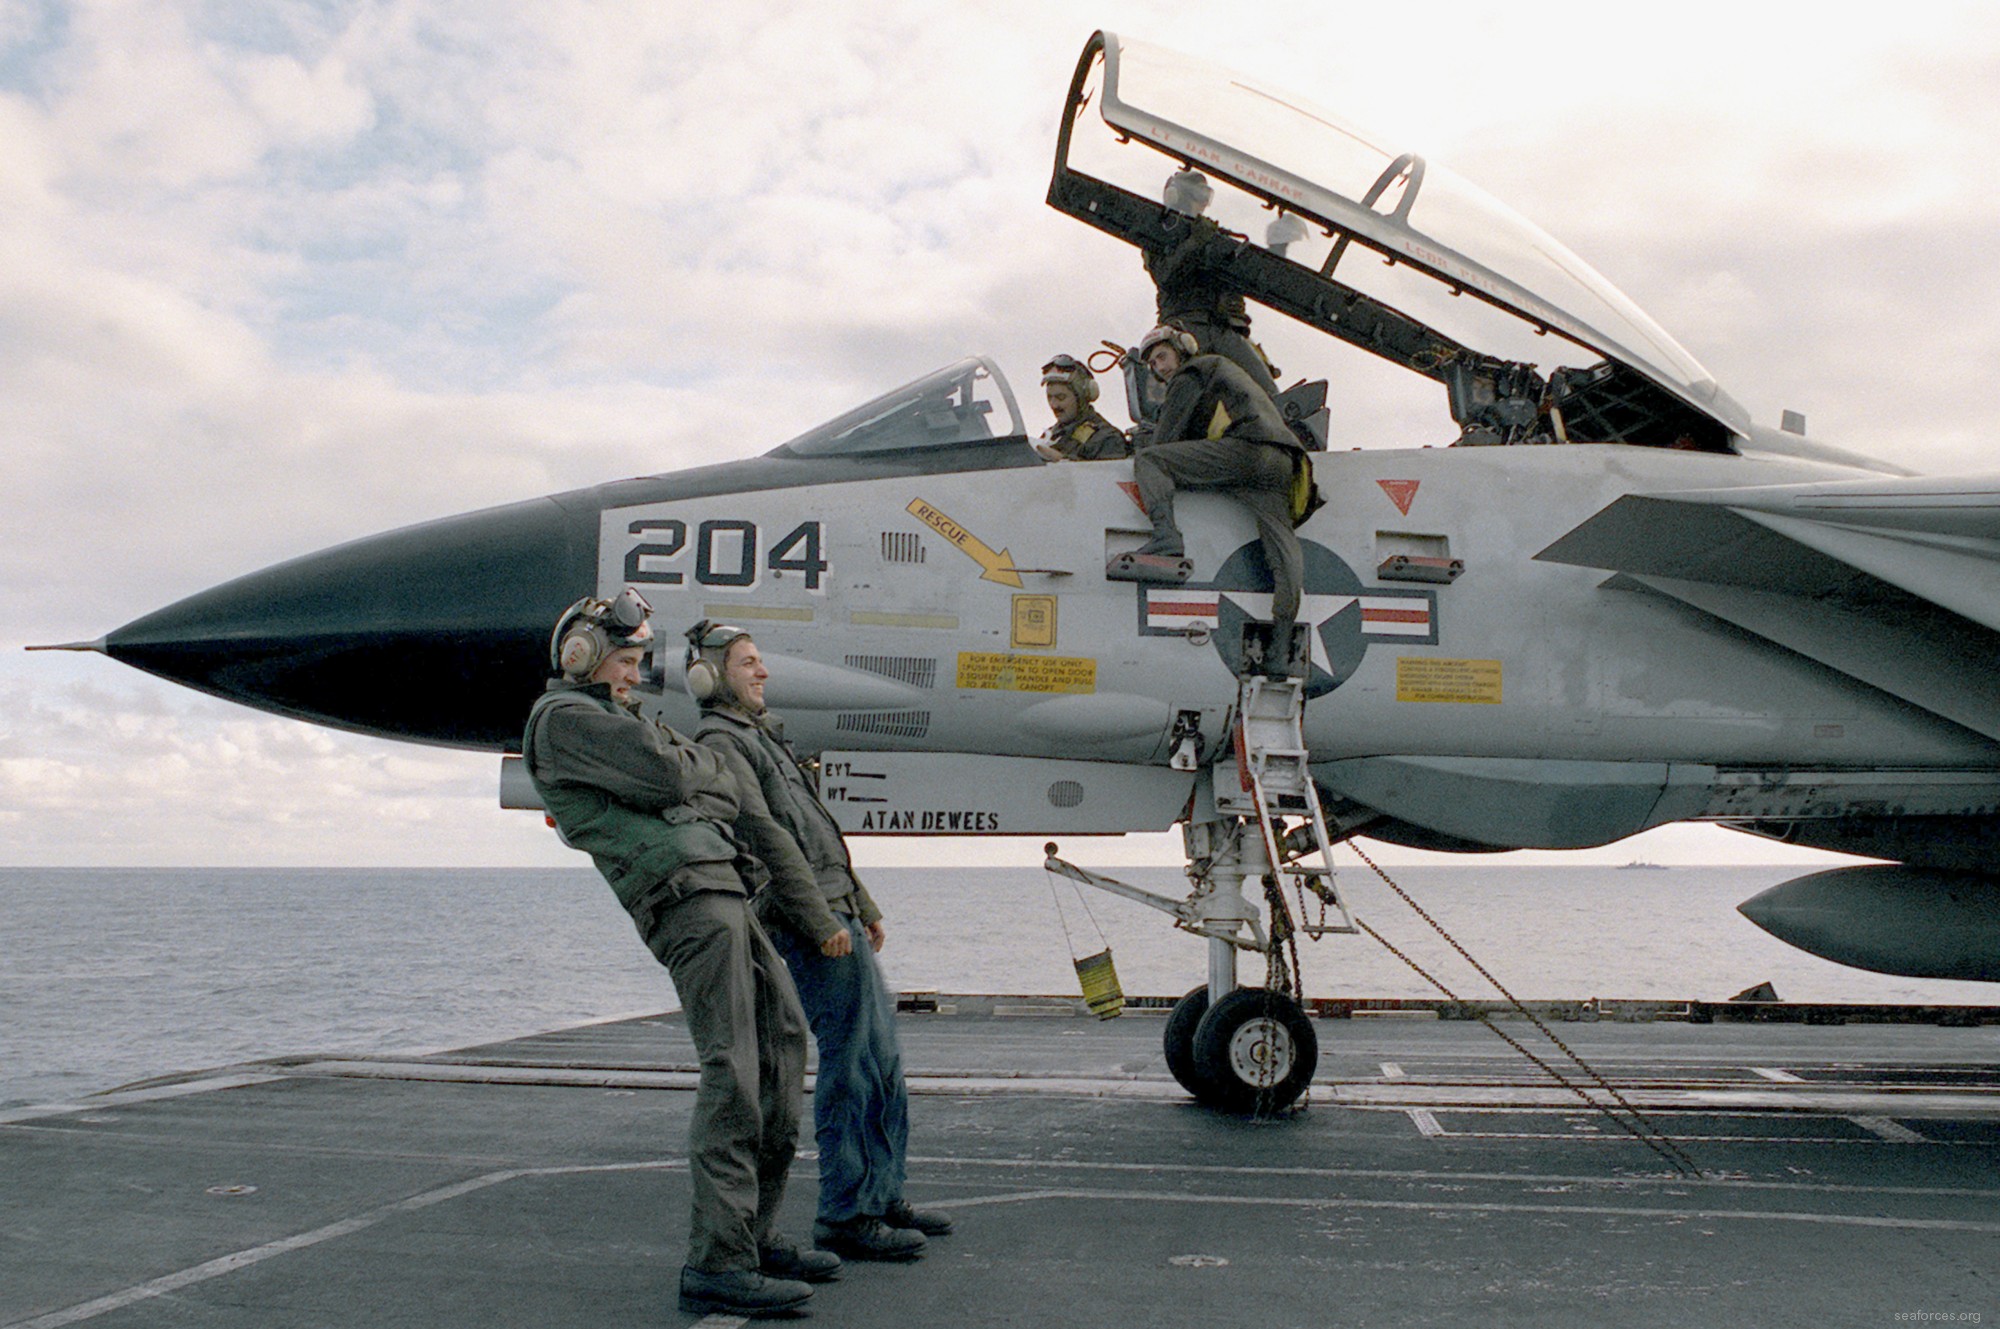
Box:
[880,1198,955,1236]
[760,1234,843,1282]
[678,1266,813,1317]
[813,1214,927,1261]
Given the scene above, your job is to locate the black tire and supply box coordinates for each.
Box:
[1162,985,1212,1098]
[1189,987,1318,1114]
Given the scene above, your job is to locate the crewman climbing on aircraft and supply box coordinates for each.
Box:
[520,589,844,1318]
[1143,168,1281,396]
[1034,354,1129,461]
[1131,323,1314,676]
[688,622,955,1265]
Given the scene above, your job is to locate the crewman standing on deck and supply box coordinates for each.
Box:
[521,587,847,1319]
[689,620,956,1264]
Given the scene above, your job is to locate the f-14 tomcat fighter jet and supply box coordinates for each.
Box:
[63,34,2000,1110]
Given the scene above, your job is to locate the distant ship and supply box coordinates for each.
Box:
[1619,860,1669,870]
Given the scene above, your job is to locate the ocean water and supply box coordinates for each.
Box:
[3,863,1995,1108]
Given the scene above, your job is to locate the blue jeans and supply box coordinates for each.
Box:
[771,914,909,1221]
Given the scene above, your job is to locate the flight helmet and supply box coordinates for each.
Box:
[1162,168,1213,216]
[551,586,655,680]
[1040,354,1098,404]
[1264,211,1309,256]
[1138,323,1199,365]
[683,619,753,704]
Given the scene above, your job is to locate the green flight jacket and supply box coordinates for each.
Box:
[1151,353,1301,453]
[1040,407,1130,461]
[1144,215,1251,331]
[522,680,838,942]
[696,703,882,935]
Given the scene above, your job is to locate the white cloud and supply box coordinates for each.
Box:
[234,49,374,146]
[0,666,573,865]
[6,0,2000,868]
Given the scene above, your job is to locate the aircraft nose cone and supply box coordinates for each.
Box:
[105,496,598,748]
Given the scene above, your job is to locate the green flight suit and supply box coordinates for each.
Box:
[523,679,838,1275]
[1144,215,1281,395]
[1040,406,1131,461]
[1136,353,1307,657]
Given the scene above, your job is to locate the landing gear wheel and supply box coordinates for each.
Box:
[1189,988,1317,1114]
[1162,985,1212,1098]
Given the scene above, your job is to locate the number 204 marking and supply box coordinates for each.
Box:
[623,519,828,591]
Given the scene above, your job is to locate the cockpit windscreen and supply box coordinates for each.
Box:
[772,357,1026,458]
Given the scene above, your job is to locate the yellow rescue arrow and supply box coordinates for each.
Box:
[905,498,1023,588]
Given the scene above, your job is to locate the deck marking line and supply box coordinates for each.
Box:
[1408,1109,1445,1137]
[0,1160,688,1329]
[691,1318,749,1329]
[921,1189,1090,1211]
[903,1153,2000,1200]
[1849,1115,1929,1143]
[1380,1063,1406,1079]
[1397,1130,1902,1146]
[1752,1068,1805,1083]
[0,1075,287,1126]
[911,1185,2000,1234]
[11,1152,1988,1328]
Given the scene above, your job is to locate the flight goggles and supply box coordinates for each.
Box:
[684,619,748,652]
[1041,354,1090,383]
[601,586,653,633]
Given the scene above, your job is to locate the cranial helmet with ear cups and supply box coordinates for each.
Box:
[1162,168,1212,216]
[1138,322,1199,364]
[682,619,752,704]
[1040,354,1098,404]
[550,586,655,681]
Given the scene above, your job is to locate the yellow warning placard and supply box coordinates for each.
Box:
[956,652,1096,694]
[1011,595,1057,649]
[1396,657,1502,704]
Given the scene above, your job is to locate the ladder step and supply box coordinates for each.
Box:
[1235,679,1344,906]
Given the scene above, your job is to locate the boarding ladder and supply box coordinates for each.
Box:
[1214,673,1356,937]
[1040,669,1357,983]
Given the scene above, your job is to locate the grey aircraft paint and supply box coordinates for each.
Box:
[62,35,2000,1000]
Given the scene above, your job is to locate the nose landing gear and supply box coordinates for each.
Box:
[1045,672,1351,1116]
[1191,986,1318,1113]
[1163,983,1319,1113]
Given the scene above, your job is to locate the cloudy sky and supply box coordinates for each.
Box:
[4,0,1998,868]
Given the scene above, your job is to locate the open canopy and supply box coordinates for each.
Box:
[1051,33,1749,450]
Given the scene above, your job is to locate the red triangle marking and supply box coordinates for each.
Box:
[1117,480,1147,513]
[1377,479,1419,516]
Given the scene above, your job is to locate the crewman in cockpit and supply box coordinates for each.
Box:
[1034,355,1129,461]
[1133,323,1312,676]
[1145,168,1282,396]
